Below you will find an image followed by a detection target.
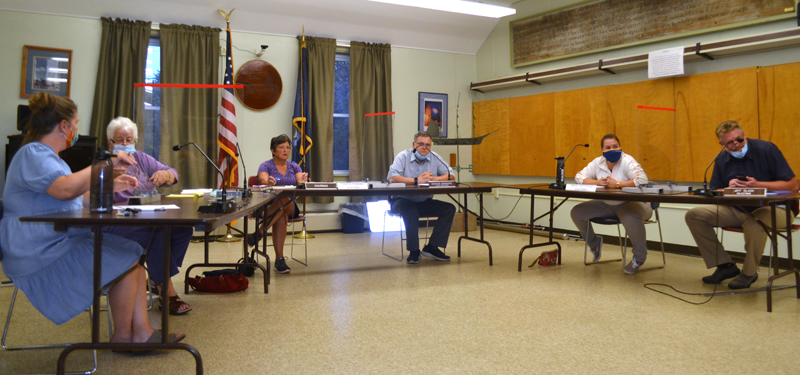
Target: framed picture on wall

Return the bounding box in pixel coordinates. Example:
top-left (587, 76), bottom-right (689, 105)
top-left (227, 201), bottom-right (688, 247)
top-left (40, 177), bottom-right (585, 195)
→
top-left (418, 92), bottom-right (447, 138)
top-left (20, 45), bottom-right (72, 99)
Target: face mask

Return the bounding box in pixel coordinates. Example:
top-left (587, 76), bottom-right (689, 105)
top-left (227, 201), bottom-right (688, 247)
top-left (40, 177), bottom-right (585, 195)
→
top-left (414, 149), bottom-right (429, 160)
top-left (603, 149), bottom-right (622, 163)
top-left (730, 143), bottom-right (748, 159)
top-left (62, 127), bottom-right (78, 148)
top-left (114, 144), bottom-right (136, 154)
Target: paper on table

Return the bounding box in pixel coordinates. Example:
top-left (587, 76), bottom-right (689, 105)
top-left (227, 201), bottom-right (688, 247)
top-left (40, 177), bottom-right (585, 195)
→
top-left (179, 189), bottom-right (213, 196)
top-left (113, 204), bottom-right (181, 210)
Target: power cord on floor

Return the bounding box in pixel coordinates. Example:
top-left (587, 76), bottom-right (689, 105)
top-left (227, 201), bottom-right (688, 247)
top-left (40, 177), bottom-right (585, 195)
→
top-left (642, 199), bottom-right (722, 305)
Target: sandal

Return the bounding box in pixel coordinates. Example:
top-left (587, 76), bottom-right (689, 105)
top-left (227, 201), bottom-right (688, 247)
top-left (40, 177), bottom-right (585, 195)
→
top-left (159, 295), bottom-right (193, 315)
top-left (112, 329), bottom-right (186, 354)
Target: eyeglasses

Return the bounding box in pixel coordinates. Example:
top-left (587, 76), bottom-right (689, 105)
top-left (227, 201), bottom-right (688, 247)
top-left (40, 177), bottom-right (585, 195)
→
top-left (126, 165), bottom-right (155, 192)
top-left (111, 137), bottom-right (135, 145)
top-left (723, 137), bottom-right (745, 148)
top-left (415, 142), bottom-right (432, 149)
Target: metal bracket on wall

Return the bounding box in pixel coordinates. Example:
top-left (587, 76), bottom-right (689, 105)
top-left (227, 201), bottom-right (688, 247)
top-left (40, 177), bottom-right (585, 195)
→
top-left (695, 42), bottom-right (715, 61)
top-left (526, 72), bottom-right (542, 85)
top-left (598, 59), bottom-right (616, 75)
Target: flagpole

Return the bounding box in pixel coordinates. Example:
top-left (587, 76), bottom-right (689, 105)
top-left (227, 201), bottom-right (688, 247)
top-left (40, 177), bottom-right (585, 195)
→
top-left (217, 8), bottom-right (243, 243)
top-left (295, 27), bottom-right (314, 239)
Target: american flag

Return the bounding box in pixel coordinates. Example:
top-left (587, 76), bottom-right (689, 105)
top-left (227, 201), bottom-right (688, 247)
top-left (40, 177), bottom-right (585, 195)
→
top-left (217, 27), bottom-right (238, 188)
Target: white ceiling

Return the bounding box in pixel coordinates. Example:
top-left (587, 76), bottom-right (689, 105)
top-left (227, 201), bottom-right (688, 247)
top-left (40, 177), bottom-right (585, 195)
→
top-left (2, 0), bottom-right (525, 54)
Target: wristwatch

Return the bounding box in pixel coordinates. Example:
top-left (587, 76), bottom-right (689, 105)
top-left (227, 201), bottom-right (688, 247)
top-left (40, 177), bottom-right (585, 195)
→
top-left (616, 182), bottom-right (621, 188)
top-left (414, 177), bottom-right (418, 186)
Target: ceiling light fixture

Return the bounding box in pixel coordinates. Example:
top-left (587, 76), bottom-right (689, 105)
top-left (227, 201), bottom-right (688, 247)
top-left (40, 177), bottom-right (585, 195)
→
top-left (369, 0), bottom-right (516, 18)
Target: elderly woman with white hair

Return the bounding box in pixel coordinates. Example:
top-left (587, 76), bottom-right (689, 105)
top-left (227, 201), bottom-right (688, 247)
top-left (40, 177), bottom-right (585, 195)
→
top-left (102, 117), bottom-right (193, 315)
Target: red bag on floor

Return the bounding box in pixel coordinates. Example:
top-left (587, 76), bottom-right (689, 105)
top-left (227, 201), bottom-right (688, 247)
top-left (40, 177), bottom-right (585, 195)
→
top-left (528, 249), bottom-right (558, 267)
top-left (187, 270), bottom-right (249, 293)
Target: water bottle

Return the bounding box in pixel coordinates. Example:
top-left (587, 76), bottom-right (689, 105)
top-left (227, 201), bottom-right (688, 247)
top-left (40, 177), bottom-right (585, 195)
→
top-left (90, 148), bottom-right (114, 212)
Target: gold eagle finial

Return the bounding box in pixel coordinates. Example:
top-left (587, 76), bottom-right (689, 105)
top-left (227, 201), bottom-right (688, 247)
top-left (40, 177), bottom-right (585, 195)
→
top-left (217, 8), bottom-right (235, 23)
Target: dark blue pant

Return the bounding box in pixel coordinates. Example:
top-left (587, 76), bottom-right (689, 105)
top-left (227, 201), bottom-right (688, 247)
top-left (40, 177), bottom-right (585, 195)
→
top-left (390, 198), bottom-right (456, 252)
top-left (102, 226), bottom-right (194, 284)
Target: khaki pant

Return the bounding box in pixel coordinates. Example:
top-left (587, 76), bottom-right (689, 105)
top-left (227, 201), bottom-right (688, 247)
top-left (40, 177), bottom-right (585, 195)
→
top-left (570, 201), bottom-right (653, 262)
top-left (684, 205), bottom-right (789, 276)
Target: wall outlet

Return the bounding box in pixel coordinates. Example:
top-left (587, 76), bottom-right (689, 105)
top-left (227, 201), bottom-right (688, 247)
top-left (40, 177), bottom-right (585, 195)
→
top-left (493, 189), bottom-right (500, 199)
top-left (220, 46), bottom-right (226, 56)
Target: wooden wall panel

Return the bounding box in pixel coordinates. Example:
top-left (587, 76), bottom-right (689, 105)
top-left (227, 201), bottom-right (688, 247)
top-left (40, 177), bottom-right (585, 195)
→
top-left (607, 78), bottom-right (677, 181)
top-left (758, 62), bottom-right (800, 176)
top-left (554, 86), bottom-right (610, 177)
top-left (674, 67), bottom-right (759, 182)
top-left (508, 94), bottom-right (555, 176)
top-left (472, 99), bottom-right (510, 174)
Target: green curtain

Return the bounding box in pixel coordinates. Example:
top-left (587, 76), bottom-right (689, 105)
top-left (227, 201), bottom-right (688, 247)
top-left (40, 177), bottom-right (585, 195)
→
top-left (89, 18), bottom-right (151, 145)
top-left (159, 24), bottom-right (221, 192)
top-left (349, 42), bottom-right (393, 184)
top-left (304, 36), bottom-right (337, 204)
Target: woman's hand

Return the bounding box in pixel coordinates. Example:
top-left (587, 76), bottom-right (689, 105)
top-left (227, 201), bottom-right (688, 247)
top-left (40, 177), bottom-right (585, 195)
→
top-left (298, 172), bottom-right (308, 183)
top-left (113, 151), bottom-right (137, 167)
top-left (149, 170), bottom-right (174, 187)
top-left (114, 167), bottom-right (126, 178)
top-left (113, 174), bottom-right (138, 192)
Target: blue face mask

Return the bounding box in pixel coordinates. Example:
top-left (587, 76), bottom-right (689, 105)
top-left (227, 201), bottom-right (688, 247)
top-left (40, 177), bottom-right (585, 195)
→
top-left (603, 149), bottom-right (622, 163)
top-left (730, 143), bottom-right (748, 159)
top-left (414, 149), bottom-right (429, 160)
top-left (114, 144), bottom-right (136, 154)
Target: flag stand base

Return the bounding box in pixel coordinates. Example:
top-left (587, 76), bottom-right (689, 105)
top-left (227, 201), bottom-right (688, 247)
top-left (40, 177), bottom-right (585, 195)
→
top-left (293, 230), bottom-right (315, 239)
top-left (217, 227), bottom-right (242, 242)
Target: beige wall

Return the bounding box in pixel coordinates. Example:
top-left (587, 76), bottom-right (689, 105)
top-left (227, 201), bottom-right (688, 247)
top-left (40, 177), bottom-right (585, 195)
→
top-left (0, 10), bottom-right (478, 202)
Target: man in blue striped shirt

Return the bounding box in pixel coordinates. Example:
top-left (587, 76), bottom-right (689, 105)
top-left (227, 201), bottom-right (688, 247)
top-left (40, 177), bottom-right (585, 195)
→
top-left (387, 131), bottom-right (456, 264)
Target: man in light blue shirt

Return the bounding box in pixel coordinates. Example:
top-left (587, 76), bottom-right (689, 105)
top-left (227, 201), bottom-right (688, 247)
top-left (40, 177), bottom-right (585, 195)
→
top-left (387, 131), bottom-right (456, 264)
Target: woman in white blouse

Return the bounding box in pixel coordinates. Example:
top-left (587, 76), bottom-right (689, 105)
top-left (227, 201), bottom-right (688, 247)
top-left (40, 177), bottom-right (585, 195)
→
top-left (570, 134), bottom-right (651, 274)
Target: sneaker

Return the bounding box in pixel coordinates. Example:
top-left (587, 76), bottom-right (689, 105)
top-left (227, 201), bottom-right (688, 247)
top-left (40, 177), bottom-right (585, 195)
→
top-left (728, 272), bottom-right (758, 289)
top-left (421, 246), bottom-right (450, 261)
top-left (274, 257), bottom-right (291, 274)
top-left (701, 263), bottom-right (740, 284)
top-left (624, 258), bottom-right (643, 274)
top-left (589, 237), bottom-right (603, 262)
top-left (407, 250), bottom-right (421, 264)
top-left (246, 232), bottom-right (263, 247)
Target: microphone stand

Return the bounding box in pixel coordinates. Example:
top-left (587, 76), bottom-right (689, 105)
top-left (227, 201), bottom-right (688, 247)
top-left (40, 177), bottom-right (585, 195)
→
top-left (173, 142), bottom-right (235, 213)
top-left (428, 149), bottom-right (455, 185)
top-left (550, 143), bottom-right (589, 189)
top-left (694, 145), bottom-right (726, 197)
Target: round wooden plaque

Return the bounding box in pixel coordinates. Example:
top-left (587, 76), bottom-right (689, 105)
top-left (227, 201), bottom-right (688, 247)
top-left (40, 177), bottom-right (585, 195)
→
top-left (234, 60), bottom-right (283, 111)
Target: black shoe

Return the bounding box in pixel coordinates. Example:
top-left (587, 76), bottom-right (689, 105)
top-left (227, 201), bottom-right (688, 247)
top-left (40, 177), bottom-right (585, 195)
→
top-left (407, 250), bottom-right (421, 264)
top-left (702, 263), bottom-right (740, 284)
top-left (246, 232), bottom-right (263, 247)
top-left (421, 245), bottom-right (450, 261)
top-left (274, 257), bottom-right (291, 274)
top-left (728, 273), bottom-right (758, 289)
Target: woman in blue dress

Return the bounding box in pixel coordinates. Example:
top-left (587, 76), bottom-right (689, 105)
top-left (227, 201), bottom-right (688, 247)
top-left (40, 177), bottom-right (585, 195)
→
top-left (0, 93), bottom-right (183, 346)
top-left (248, 134), bottom-right (308, 274)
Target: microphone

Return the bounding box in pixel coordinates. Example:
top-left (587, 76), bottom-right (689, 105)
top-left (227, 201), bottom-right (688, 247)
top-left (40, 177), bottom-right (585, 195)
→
top-left (550, 143), bottom-right (590, 189)
top-left (173, 142), bottom-right (234, 213)
top-left (428, 149), bottom-right (455, 185)
top-left (235, 142), bottom-right (252, 197)
top-left (694, 145), bottom-right (726, 197)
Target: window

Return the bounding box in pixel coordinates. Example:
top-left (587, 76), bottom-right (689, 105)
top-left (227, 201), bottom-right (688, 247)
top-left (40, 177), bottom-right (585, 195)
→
top-left (333, 52), bottom-right (350, 175)
top-left (142, 34), bottom-right (161, 159)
